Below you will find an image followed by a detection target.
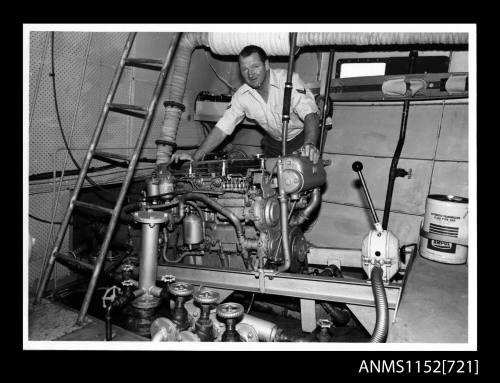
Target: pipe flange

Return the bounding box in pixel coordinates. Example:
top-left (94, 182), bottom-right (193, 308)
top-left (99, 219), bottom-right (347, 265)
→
top-left (168, 282), bottom-right (194, 297)
top-left (235, 323), bottom-right (259, 342)
top-left (150, 317), bottom-right (178, 341)
top-left (216, 302), bottom-right (244, 319)
top-left (193, 289), bottom-right (220, 305)
top-left (132, 210), bottom-right (169, 224)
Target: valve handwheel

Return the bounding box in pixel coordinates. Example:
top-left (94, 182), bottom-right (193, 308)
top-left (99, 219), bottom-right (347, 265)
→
top-left (168, 282), bottom-right (194, 297)
top-left (194, 289), bottom-right (220, 305)
top-left (216, 302), bottom-right (244, 320)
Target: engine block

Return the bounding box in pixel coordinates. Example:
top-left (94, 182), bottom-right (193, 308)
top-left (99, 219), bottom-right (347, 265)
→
top-left (148, 156), bottom-right (326, 272)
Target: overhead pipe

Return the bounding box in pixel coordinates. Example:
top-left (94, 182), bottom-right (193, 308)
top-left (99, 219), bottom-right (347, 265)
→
top-left (156, 32), bottom-right (467, 164)
top-left (319, 49), bottom-right (335, 156)
top-left (275, 33), bottom-right (298, 273)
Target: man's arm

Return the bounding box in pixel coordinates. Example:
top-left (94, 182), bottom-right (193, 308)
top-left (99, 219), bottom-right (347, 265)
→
top-left (192, 126), bottom-right (228, 161)
top-left (169, 126), bottom-right (228, 164)
top-left (301, 112), bottom-right (321, 163)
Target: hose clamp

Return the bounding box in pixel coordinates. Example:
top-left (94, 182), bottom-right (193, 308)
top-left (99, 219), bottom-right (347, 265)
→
top-left (163, 100), bottom-right (186, 112)
top-left (155, 140), bottom-right (177, 150)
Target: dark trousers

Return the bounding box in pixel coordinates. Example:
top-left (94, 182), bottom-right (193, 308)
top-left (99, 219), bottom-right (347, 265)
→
top-left (261, 130), bottom-right (305, 157)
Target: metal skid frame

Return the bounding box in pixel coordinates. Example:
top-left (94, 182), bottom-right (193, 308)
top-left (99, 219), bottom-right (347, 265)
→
top-left (157, 264), bottom-right (402, 307)
top-left (157, 264), bottom-right (406, 332)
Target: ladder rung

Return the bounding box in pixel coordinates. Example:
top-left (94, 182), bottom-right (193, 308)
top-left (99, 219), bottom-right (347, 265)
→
top-left (93, 150), bottom-right (130, 168)
top-left (108, 103), bottom-right (148, 119)
top-left (74, 201), bottom-right (114, 215)
top-left (125, 58), bottom-right (164, 71)
top-left (55, 253), bottom-right (94, 271)
top-left (94, 150), bottom-right (130, 163)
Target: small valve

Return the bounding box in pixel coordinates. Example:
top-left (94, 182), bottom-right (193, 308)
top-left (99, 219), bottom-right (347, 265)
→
top-left (168, 282), bottom-right (194, 297)
top-left (194, 289), bottom-right (220, 341)
top-left (316, 318), bottom-right (333, 342)
top-left (122, 264), bottom-right (134, 272)
top-left (102, 285), bottom-right (121, 309)
top-left (121, 279), bottom-right (135, 287)
top-left (161, 274), bottom-right (176, 284)
top-left (168, 282), bottom-right (194, 331)
top-left (194, 289), bottom-right (220, 305)
top-left (216, 302), bottom-right (245, 342)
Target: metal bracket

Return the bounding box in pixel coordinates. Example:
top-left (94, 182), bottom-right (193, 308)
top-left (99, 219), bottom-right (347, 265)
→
top-left (253, 269), bottom-right (279, 293)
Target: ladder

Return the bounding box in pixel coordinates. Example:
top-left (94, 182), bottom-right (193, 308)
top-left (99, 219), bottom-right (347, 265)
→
top-left (34, 32), bottom-right (182, 325)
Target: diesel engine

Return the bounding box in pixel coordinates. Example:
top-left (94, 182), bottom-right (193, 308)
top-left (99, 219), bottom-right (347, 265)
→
top-left (146, 154), bottom-right (326, 273)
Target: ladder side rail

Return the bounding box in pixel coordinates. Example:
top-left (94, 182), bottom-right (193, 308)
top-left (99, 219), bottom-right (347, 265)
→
top-left (35, 32), bottom-right (137, 304)
top-left (77, 32), bottom-right (182, 323)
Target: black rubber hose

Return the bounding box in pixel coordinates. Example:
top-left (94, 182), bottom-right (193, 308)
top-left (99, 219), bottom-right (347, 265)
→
top-left (319, 265), bottom-right (351, 326)
top-left (105, 305), bottom-right (113, 341)
top-left (320, 302), bottom-right (351, 327)
top-left (290, 188), bottom-right (321, 226)
top-left (369, 266), bottom-right (389, 343)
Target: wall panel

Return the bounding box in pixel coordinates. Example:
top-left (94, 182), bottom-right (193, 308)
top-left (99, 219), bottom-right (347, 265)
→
top-left (324, 104), bottom-right (443, 159)
top-left (322, 154), bottom-right (433, 215)
top-left (436, 104), bottom-right (468, 161)
top-left (429, 162), bottom-right (468, 198)
top-left (305, 202), bottom-right (423, 248)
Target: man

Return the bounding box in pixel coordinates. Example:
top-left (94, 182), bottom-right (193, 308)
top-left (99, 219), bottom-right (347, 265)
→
top-left (170, 45), bottom-right (321, 164)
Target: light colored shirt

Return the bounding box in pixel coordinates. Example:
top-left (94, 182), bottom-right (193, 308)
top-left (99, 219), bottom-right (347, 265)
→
top-left (216, 68), bottom-right (318, 141)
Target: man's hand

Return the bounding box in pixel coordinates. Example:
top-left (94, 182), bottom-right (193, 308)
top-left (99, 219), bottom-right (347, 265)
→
top-left (169, 152), bottom-right (194, 164)
top-left (300, 143), bottom-right (320, 164)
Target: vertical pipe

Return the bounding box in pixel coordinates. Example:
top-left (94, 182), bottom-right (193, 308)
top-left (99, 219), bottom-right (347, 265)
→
top-left (281, 32), bottom-right (298, 155)
top-left (381, 50), bottom-right (418, 230)
top-left (139, 223), bottom-right (160, 291)
top-left (319, 49), bottom-right (335, 156)
top-left (76, 33), bottom-right (182, 324)
top-left (277, 32), bottom-right (297, 272)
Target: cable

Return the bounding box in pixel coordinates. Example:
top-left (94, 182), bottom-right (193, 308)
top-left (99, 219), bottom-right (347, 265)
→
top-left (29, 214), bottom-right (63, 225)
top-left (36, 32), bottom-right (94, 296)
top-left (29, 164), bottom-right (117, 182)
top-left (49, 32), bottom-right (115, 204)
top-left (204, 51), bottom-right (237, 93)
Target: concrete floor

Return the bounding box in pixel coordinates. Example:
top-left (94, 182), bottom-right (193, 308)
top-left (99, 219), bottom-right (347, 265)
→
top-left (29, 298), bottom-right (147, 342)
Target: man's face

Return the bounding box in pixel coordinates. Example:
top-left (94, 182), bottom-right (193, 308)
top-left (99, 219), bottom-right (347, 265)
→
top-left (239, 52), bottom-right (269, 90)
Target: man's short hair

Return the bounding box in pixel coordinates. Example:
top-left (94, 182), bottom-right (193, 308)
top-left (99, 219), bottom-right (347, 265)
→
top-left (239, 45), bottom-right (268, 63)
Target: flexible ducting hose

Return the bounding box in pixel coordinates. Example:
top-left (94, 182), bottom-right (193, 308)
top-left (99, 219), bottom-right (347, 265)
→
top-left (156, 33), bottom-right (209, 165)
top-left (369, 266), bottom-right (389, 343)
top-left (156, 32), bottom-right (467, 164)
top-left (208, 32), bottom-right (467, 55)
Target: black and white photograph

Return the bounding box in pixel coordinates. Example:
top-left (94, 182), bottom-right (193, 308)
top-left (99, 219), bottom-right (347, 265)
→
top-left (24, 24), bottom-right (476, 356)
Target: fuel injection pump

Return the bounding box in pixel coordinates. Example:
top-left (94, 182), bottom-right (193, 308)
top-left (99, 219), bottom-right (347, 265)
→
top-left (352, 161), bottom-right (401, 342)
